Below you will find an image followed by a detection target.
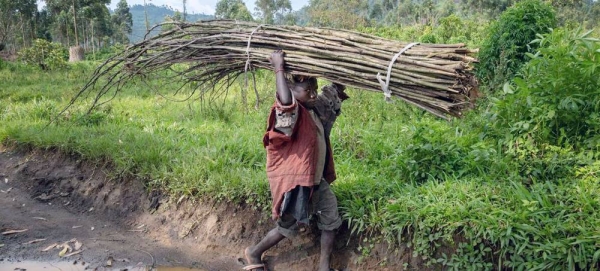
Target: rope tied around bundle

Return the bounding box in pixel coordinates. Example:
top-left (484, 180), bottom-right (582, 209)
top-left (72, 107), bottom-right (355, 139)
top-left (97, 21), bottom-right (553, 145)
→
top-left (377, 42), bottom-right (420, 102)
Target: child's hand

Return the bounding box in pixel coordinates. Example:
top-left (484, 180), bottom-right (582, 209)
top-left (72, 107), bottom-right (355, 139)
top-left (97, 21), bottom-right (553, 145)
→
top-left (269, 50), bottom-right (285, 69)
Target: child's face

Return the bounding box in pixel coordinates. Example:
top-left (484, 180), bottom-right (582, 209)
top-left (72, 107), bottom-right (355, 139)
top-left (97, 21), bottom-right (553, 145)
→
top-left (291, 81), bottom-right (317, 104)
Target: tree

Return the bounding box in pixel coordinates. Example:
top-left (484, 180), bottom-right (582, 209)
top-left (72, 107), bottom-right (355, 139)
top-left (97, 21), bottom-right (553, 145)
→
top-left (182, 0), bottom-right (187, 21)
top-left (307, 0), bottom-right (368, 29)
top-left (111, 0), bottom-right (133, 44)
top-left (254, 0), bottom-right (292, 24)
top-left (42, 0), bottom-right (111, 46)
top-left (0, 0), bottom-right (37, 49)
top-left (215, 0), bottom-right (254, 21)
top-left (458, 0), bottom-right (515, 18)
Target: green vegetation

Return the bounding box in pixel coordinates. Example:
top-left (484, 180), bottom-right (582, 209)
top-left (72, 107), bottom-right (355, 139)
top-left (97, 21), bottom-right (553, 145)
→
top-left (476, 0), bottom-right (556, 88)
top-left (18, 39), bottom-right (68, 70)
top-left (2, 1), bottom-right (600, 270)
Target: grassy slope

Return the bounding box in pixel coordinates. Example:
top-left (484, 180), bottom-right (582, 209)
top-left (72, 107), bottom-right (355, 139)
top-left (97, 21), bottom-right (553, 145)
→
top-left (1, 61), bottom-right (599, 270)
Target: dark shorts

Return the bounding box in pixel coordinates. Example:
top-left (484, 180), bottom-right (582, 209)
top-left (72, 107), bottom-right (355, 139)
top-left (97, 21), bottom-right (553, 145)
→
top-left (276, 181), bottom-right (342, 238)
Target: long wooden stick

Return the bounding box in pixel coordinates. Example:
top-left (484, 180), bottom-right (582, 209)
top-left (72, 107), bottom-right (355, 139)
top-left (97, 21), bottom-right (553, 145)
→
top-left (62, 20), bottom-right (479, 120)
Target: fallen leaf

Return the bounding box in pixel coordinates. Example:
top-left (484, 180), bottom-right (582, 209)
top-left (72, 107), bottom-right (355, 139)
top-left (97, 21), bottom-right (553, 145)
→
top-left (36, 193), bottom-right (57, 201)
top-left (58, 246), bottom-right (68, 257)
top-left (0, 244), bottom-right (4, 248)
top-left (64, 250), bottom-right (82, 257)
top-left (177, 195), bottom-right (186, 205)
top-left (59, 192), bottom-right (69, 197)
top-left (42, 243), bottom-right (58, 252)
top-left (90, 227), bottom-right (95, 231)
top-left (2, 229), bottom-right (28, 235)
top-left (23, 238), bottom-right (46, 245)
top-left (60, 242), bottom-right (72, 254)
top-left (72, 225), bottom-right (83, 229)
top-left (74, 241), bottom-right (83, 251)
top-left (106, 256), bottom-right (113, 267)
top-left (32, 217), bottom-right (47, 221)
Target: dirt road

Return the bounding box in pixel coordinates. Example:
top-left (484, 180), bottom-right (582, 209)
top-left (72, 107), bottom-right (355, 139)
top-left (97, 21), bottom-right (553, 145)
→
top-left (0, 146), bottom-right (409, 271)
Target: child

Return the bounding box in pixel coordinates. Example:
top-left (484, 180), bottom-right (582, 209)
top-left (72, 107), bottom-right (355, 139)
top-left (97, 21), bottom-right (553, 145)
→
top-left (242, 50), bottom-right (349, 271)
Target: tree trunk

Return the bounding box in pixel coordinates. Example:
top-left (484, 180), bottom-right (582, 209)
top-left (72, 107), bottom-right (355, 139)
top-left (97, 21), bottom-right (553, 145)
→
top-left (69, 45), bottom-right (84, 62)
top-left (72, 0), bottom-right (79, 45)
top-left (91, 20), bottom-right (95, 60)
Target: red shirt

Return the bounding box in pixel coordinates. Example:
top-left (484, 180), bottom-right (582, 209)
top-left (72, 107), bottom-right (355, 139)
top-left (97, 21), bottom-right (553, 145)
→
top-left (262, 84), bottom-right (344, 219)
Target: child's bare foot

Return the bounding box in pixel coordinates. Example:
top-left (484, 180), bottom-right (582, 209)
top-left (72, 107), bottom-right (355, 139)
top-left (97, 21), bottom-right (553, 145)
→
top-left (242, 247), bottom-right (265, 271)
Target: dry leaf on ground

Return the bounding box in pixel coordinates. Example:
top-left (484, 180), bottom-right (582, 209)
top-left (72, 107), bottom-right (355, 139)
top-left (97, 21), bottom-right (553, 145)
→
top-left (64, 250), bottom-right (82, 257)
top-left (32, 217), bottom-right (47, 221)
top-left (58, 246), bottom-right (68, 257)
top-left (23, 238), bottom-right (46, 245)
top-left (42, 243), bottom-right (58, 252)
top-left (74, 240), bottom-right (83, 250)
top-left (2, 229), bottom-right (28, 235)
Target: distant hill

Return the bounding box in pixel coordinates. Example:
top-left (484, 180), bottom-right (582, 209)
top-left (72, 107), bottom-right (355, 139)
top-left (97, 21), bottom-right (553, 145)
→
top-left (127, 4), bottom-right (213, 43)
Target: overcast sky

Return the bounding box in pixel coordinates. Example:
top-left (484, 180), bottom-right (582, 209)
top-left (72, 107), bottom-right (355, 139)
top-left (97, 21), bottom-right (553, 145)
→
top-left (37, 0), bottom-right (310, 15)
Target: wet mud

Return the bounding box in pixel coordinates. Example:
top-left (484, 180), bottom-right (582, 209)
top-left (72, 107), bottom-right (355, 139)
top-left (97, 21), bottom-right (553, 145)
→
top-left (0, 145), bottom-right (416, 270)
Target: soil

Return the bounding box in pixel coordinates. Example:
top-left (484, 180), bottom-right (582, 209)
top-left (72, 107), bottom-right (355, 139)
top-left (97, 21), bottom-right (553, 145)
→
top-left (0, 145), bottom-right (420, 271)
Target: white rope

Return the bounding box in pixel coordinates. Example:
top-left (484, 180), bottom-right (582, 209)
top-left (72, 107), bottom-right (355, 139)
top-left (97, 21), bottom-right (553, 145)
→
top-left (244, 24), bottom-right (265, 75)
top-left (243, 24), bottom-right (265, 107)
top-left (377, 42), bottom-right (420, 102)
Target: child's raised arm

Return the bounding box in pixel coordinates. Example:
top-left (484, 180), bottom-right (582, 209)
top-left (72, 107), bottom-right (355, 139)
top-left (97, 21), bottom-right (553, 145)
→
top-left (269, 50), bottom-right (293, 106)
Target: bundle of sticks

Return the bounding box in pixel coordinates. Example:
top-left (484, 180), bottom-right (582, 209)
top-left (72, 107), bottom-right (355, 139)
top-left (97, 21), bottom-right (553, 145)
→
top-left (73, 20), bottom-right (479, 119)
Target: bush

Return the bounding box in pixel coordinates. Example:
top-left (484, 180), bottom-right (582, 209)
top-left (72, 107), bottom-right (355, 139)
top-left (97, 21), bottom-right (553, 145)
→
top-left (483, 28), bottom-right (600, 183)
top-left (18, 39), bottom-right (68, 70)
top-left (492, 28), bottom-right (600, 150)
top-left (476, 0), bottom-right (556, 89)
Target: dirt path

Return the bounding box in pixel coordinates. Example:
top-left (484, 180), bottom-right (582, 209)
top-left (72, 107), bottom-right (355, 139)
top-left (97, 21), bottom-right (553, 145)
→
top-left (0, 146), bottom-right (410, 271)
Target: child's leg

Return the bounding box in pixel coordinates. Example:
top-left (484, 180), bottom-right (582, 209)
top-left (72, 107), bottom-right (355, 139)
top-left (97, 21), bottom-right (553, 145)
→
top-left (319, 230), bottom-right (335, 271)
top-left (245, 214), bottom-right (298, 270)
top-left (245, 228), bottom-right (285, 270)
top-left (313, 181), bottom-right (343, 271)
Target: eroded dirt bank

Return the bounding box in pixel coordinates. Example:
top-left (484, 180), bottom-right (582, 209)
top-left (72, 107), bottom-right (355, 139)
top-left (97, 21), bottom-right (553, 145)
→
top-left (0, 145), bottom-right (417, 271)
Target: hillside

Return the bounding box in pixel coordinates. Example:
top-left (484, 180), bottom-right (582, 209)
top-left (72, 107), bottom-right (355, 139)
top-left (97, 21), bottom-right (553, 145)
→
top-left (128, 4), bottom-right (213, 43)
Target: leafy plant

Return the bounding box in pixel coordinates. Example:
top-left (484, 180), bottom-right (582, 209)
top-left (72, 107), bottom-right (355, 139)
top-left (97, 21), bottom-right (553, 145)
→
top-left (18, 39), bottom-right (68, 70)
top-left (492, 28), bottom-right (600, 151)
top-left (476, 0), bottom-right (556, 88)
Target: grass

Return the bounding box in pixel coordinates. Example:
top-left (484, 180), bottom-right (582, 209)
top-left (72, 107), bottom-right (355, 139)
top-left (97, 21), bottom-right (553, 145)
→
top-left (2, 58), bottom-right (600, 270)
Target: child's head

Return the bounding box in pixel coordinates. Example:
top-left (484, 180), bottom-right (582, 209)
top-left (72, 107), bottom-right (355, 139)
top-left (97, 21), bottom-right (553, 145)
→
top-left (289, 75), bottom-right (318, 104)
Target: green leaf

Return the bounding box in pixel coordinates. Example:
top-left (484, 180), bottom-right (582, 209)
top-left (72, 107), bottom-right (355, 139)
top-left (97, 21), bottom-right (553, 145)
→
top-left (525, 52), bottom-right (537, 59)
top-left (580, 29), bottom-right (594, 39)
top-left (593, 249), bottom-right (600, 263)
top-left (503, 82), bottom-right (514, 94)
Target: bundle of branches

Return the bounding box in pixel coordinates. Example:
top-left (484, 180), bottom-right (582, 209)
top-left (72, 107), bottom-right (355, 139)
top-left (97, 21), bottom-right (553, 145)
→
top-left (72, 20), bottom-right (479, 119)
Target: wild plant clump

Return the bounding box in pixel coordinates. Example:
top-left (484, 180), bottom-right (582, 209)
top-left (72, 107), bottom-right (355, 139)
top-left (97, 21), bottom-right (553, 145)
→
top-left (476, 0), bottom-right (556, 89)
top-left (18, 39), bottom-right (68, 70)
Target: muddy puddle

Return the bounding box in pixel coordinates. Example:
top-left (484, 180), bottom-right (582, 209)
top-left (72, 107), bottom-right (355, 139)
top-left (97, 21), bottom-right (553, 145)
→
top-left (0, 261), bottom-right (208, 271)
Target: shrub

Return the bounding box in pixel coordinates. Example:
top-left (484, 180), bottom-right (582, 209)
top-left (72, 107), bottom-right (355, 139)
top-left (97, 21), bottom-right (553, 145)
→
top-left (476, 0), bottom-right (556, 89)
top-left (18, 39), bottom-right (68, 70)
top-left (492, 28), bottom-right (600, 150)
top-left (486, 28), bottom-right (600, 182)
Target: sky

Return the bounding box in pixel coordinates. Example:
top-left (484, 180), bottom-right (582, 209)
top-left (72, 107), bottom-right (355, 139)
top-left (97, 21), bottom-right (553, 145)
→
top-left (37, 0), bottom-right (310, 15)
